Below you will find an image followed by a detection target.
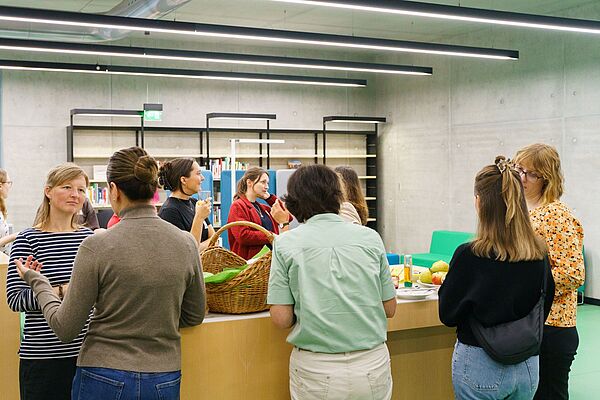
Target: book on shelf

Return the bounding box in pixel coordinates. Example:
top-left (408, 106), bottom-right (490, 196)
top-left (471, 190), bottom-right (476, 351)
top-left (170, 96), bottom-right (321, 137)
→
top-left (212, 205), bottom-right (221, 227)
top-left (209, 158), bottom-right (250, 179)
top-left (87, 183), bottom-right (109, 206)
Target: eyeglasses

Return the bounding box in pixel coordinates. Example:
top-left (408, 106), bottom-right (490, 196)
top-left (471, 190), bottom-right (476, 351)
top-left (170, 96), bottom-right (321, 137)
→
top-left (514, 166), bottom-right (543, 182)
top-left (0, 181), bottom-right (12, 187)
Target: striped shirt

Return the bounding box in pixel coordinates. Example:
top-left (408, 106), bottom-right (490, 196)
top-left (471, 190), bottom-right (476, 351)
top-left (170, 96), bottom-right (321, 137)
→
top-left (6, 227), bottom-right (93, 359)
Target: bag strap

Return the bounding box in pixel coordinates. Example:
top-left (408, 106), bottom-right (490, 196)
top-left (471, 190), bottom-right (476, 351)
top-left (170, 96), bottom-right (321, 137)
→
top-left (540, 256), bottom-right (549, 296)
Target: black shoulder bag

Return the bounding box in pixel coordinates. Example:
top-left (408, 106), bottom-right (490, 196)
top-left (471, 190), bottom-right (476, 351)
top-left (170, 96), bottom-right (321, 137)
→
top-left (469, 258), bottom-right (548, 365)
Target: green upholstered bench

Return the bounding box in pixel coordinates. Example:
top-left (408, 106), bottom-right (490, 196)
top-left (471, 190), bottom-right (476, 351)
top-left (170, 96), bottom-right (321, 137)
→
top-left (412, 230), bottom-right (474, 268)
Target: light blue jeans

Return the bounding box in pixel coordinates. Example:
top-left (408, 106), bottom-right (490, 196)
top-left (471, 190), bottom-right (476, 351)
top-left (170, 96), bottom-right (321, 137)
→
top-left (71, 367), bottom-right (181, 400)
top-left (452, 341), bottom-right (539, 400)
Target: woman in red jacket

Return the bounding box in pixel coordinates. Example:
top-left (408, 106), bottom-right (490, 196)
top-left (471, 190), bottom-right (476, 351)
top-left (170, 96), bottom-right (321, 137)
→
top-left (227, 167), bottom-right (290, 259)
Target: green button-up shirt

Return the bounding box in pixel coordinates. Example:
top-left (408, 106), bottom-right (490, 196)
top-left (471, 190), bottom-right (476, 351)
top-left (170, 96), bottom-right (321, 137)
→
top-left (267, 213), bottom-right (395, 353)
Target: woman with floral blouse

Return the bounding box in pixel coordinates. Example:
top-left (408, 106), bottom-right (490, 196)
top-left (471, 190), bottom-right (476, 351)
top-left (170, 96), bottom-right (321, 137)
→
top-left (514, 143), bottom-right (585, 400)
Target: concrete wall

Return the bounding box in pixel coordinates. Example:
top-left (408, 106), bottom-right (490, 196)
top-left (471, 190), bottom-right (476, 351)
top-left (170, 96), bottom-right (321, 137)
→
top-left (376, 6), bottom-right (600, 299)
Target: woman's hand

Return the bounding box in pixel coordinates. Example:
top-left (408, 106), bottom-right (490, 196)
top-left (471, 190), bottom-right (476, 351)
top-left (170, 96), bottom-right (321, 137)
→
top-left (271, 199), bottom-right (290, 224)
top-left (15, 255), bottom-right (43, 280)
top-left (195, 198), bottom-right (212, 220)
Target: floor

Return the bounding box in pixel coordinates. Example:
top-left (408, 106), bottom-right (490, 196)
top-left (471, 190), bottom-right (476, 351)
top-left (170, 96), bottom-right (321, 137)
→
top-left (570, 304), bottom-right (600, 399)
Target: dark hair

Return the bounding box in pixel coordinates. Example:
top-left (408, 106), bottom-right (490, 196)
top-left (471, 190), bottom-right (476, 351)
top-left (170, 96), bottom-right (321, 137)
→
top-left (284, 164), bottom-right (342, 222)
top-left (334, 166), bottom-right (368, 225)
top-left (107, 147), bottom-right (158, 201)
top-left (235, 167), bottom-right (268, 200)
top-left (158, 158), bottom-right (195, 192)
top-left (472, 156), bottom-right (546, 262)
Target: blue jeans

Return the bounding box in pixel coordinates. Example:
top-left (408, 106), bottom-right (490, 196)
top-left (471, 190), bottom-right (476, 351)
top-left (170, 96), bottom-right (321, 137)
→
top-left (71, 367), bottom-right (181, 400)
top-left (452, 341), bottom-right (539, 400)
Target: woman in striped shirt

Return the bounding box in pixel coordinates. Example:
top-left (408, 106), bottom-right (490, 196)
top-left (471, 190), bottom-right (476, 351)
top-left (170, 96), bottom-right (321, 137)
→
top-left (6, 163), bottom-right (93, 400)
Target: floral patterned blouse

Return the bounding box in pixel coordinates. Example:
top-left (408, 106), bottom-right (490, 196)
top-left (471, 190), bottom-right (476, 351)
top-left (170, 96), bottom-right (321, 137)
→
top-left (530, 200), bottom-right (585, 327)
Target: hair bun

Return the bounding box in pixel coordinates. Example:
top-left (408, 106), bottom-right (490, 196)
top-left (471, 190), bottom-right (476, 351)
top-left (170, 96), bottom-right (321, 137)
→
top-left (134, 155), bottom-right (158, 184)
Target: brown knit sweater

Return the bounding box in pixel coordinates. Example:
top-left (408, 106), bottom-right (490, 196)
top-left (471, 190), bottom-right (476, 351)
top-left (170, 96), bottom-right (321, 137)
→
top-left (24, 204), bottom-right (205, 372)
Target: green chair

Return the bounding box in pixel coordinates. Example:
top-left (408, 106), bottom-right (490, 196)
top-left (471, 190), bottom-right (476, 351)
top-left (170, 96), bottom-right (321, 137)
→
top-left (412, 230), bottom-right (474, 268)
top-left (20, 312), bottom-right (25, 341)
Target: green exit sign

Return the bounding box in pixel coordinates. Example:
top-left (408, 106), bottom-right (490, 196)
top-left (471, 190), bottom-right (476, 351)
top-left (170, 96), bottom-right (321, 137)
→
top-left (144, 110), bottom-right (162, 121)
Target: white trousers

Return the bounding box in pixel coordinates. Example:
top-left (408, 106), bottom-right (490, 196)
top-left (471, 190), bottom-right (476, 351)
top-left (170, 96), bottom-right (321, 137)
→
top-left (289, 343), bottom-right (393, 400)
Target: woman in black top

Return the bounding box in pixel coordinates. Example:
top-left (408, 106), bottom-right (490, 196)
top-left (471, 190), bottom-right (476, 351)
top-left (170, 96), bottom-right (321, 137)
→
top-left (438, 156), bottom-right (554, 400)
top-left (158, 158), bottom-right (214, 251)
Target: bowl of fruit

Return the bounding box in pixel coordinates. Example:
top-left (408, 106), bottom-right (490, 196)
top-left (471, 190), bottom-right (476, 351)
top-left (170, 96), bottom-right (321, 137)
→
top-left (417, 260), bottom-right (449, 288)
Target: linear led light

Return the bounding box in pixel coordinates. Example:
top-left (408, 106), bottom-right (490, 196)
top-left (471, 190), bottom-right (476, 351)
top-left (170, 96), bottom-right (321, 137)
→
top-left (0, 38), bottom-right (432, 76)
top-left (0, 5), bottom-right (518, 60)
top-left (236, 139), bottom-right (285, 144)
top-left (71, 109), bottom-right (142, 118)
top-left (0, 59), bottom-right (367, 87)
top-left (324, 116), bottom-right (386, 124)
top-left (273, 0), bottom-right (600, 35)
top-left (207, 113), bottom-right (277, 120)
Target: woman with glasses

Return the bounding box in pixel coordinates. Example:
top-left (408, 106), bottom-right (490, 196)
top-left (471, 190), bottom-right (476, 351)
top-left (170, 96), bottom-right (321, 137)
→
top-left (158, 158), bottom-right (214, 251)
top-left (514, 143), bottom-right (585, 400)
top-left (0, 169), bottom-right (16, 253)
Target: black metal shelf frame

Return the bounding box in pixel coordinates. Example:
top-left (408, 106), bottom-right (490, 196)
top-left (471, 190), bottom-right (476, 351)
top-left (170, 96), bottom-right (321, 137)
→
top-left (323, 115), bottom-right (386, 232)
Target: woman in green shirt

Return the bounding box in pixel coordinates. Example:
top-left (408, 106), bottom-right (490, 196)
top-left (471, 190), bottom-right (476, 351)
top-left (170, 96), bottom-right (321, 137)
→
top-left (267, 164), bottom-right (396, 400)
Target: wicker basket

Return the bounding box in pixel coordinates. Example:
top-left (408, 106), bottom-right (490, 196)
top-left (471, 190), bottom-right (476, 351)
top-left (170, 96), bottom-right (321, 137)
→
top-left (200, 221), bottom-right (274, 314)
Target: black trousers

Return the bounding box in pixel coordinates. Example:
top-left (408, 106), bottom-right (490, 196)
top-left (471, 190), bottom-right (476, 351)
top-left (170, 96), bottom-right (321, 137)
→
top-left (534, 325), bottom-right (579, 400)
top-left (19, 357), bottom-right (78, 400)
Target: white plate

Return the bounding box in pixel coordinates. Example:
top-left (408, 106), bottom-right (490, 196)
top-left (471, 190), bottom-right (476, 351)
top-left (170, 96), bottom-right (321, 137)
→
top-left (395, 288), bottom-right (436, 300)
top-left (416, 280), bottom-right (441, 289)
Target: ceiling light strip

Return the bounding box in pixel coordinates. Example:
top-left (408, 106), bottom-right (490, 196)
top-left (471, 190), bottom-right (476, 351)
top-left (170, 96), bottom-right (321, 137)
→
top-left (0, 38), bottom-right (432, 75)
top-left (273, 0), bottom-right (600, 35)
top-left (0, 5), bottom-right (518, 60)
top-left (0, 59), bottom-right (366, 87)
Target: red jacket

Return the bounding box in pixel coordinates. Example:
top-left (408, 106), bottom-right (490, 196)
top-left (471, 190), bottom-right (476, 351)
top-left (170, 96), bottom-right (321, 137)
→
top-left (227, 194), bottom-right (280, 259)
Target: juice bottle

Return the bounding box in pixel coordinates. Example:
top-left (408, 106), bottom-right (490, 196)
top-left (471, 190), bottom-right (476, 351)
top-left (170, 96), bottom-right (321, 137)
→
top-left (403, 254), bottom-right (413, 288)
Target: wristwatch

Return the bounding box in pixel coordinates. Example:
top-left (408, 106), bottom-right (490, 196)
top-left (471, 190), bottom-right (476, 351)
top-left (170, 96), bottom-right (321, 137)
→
top-left (279, 222), bottom-right (290, 228)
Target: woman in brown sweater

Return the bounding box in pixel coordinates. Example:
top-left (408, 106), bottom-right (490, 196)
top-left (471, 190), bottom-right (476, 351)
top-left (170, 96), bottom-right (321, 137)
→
top-left (16, 147), bottom-right (206, 400)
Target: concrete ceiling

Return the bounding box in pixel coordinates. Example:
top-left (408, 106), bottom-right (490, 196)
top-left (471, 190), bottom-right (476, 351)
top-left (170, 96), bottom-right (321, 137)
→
top-left (0, 1), bottom-right (598, 60)
top-left (0, 1), bottom-right (597, 41)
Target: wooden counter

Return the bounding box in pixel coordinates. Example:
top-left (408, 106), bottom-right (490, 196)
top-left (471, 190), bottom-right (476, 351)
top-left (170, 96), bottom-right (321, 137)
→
top-left (0, 254), bottom-right (20, 400)
top-left (1, 258), bottom-right (454, 399)
top-left (180, 297), bottom-right (455, 400)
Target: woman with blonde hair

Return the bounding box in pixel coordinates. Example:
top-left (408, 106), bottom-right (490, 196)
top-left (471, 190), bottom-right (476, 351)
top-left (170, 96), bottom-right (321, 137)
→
top-left (514, 144), bottom-right (584, 400)
top-left (227, 167), bottom-right (290, 259)
top-left (0, 168), bottom-right (17, 252)
top-left (334, 166), bottom-right (368, 225)
top-left (16, 147), bottom-right (205, 400)
top-left (6, 163), bottom-right (93, 400)
top-left (439, 156), bottom-right (554, 400)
